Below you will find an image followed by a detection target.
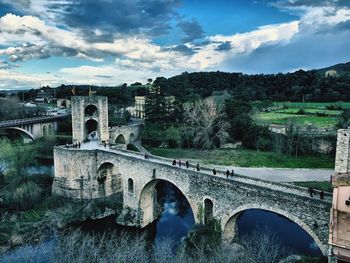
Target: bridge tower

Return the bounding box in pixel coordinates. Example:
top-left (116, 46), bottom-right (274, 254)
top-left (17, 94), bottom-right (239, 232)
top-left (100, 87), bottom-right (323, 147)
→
top-left (71, 96), bottom-right (109, 143)
top-left (329, 128), bottom-right (350, 262)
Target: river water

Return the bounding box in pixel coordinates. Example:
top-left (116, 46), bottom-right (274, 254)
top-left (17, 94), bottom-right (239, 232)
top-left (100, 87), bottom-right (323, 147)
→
top-left (2, 179), bottom-right (322, 262)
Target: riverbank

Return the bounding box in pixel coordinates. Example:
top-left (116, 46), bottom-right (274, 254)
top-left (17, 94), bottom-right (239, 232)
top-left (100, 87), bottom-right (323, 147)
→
top-left (0, 195), bottom-right (123, 254)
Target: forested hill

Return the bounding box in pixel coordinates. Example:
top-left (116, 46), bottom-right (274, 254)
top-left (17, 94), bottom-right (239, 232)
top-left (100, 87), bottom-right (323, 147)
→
top-left (317, 62), bottom-right (350, 76)
top-left (154, 68), bottom-right (350, 102)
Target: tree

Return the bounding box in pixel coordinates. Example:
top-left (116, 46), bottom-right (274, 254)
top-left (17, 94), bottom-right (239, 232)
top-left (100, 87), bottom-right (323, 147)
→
top-left (0, 139), bottom-right (36, 183)
top-left (182, 97), bottom-right (230, 149)
top-left (240, 226), bottom-right (290, 263)
top-left (224, 92), bottom-right (254, 144)
top-left (145, 87), bottom-right (169, 128)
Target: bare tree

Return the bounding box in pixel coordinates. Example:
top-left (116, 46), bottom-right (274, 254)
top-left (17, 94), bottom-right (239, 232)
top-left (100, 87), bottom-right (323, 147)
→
top-left (182, 97), bottom-right (230, 150)
top-left (239, 226), bottom-right (291, 263)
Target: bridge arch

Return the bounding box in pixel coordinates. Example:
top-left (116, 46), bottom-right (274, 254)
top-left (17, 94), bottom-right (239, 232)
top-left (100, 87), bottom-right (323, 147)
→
top-left (115, 134), bottom-right (126, 144)
top-left (97, 162), bottom-right (123, 198)
top-left (138, 179), bottom-right (195, 227)
top-left (2, 127), bottom-right (35, 141)
top-left (204, 198), bottom-right (214, 224)
top-left (222, 203), bottom-right (326, 254)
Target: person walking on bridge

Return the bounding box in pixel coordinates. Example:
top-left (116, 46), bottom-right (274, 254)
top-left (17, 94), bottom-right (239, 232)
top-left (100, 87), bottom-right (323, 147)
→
top-left (172, 159), bottom-right (176, 166)
top-left (320, 190), bottom-right (324, 200)
top-left (308, 187), bottom-right (315, 197)
top-left (196, 163), bottom-right (200, 171)
top-left (226, 170), bottom-right (230, 178)
top-left (213, 168), bottom-right (217, 175)
top-left (178, 160), bottom-right (182, 167)
top-left (186, 161), bottom-right (189, 169)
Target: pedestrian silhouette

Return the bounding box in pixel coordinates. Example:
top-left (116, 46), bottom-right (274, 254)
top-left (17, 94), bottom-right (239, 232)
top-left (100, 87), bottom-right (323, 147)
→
top-left (320, 190), bottom-right (324, 200)
top-left (196, 164), bottom-right (200, 171)
top-left (226, 170), bottom-right (230, 178)
top-left (178, 160), bottom-right (182, 167)
top-left (309, 187), bottom-right (314, 197)
top-left (213, 168), bottom-right (217, 175)
top-left (186, 161), bottom-right (189, 169)
top-left (172, 159), bottom-right (176, 166)
top-left (230, 169), bottom-right (234, 177)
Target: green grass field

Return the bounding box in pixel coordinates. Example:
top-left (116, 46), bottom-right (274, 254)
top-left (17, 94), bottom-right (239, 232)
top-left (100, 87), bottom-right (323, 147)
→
top-left (149, 147), bottom-right (335, 168)
top-left (255, 112), bottom-right (339, 128)
top-left (273, 101), bottom-right (350, 109)
top-left (254, 101), bottom-right (349, 128)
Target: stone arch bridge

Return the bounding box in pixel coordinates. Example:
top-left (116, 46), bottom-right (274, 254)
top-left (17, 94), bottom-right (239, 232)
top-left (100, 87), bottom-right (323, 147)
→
top-left (53, 146), bottom-right (332, 255)
top-left (109, 123), bottom-right (143, 145)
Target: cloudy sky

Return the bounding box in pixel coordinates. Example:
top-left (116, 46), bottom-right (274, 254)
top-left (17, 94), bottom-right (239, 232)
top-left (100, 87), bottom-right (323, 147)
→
top-left (0, 0), bottom-right (350, 89)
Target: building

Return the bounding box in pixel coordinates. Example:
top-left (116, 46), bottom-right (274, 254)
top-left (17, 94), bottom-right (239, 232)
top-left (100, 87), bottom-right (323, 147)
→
top-left (325, 70), bottom-right (338, 78)
top-left (329, 129), bottom-right (350, 262)
top-left (35, 88), bottom-right (56, 103)
top-left (57, 99), bottom-right (71, 108)
top-left (135, 96), bottom-right (146, 119)
top-left (134, 95), bottom-right (175, 119)
top-left (269, 124), bottom-right (287, 135)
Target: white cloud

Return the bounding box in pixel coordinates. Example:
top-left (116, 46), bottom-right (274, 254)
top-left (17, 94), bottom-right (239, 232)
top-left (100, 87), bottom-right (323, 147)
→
top-left (1, 0), bottom-right (350, 89)
top-left (189, 21), bottom-right (299, 69)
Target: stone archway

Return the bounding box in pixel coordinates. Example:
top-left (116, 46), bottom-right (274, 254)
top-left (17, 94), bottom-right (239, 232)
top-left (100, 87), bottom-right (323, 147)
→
top-left (138, 179), bottom-right (195, 227)
top-left (85, 104), bottom-right (98, 117)
top-left (204, 198), bottom-right (214, 224)
top-left (97, 162), bottom-right (123, 199)
top-left (115, 134), bottom-right (126, 144)
top-left (85, 119), bottom-right (98, 140)
top-left (222, 203), bottom-right (327, 255)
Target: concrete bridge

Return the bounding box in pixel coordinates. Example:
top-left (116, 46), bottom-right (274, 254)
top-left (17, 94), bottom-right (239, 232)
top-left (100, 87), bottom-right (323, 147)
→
top-left (53, 145), bottom-right (332, 255)
top-left (0, 114), bottom-right (70, 141)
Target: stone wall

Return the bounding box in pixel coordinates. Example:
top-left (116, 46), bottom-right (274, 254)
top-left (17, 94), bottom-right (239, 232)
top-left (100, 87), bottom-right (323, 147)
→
top-left (53, 146), bottom-right (331, 254)
top-left (335, 129), bottom-right (350, 174)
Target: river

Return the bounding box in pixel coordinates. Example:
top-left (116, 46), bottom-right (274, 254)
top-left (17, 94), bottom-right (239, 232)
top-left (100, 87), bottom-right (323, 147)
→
top-left (2, 178), bottom-right (322, 262)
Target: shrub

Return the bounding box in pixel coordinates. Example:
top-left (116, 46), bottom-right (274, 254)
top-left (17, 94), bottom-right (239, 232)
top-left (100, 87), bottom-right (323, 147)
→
top-left (297, 108), bottom-right (306, 115)
top-left (13, 182), bottom-right (43, 210)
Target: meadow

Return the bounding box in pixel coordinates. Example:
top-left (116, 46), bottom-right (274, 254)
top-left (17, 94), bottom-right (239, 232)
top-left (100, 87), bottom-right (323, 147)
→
top-left (254, 101), bottom-right (348, 128)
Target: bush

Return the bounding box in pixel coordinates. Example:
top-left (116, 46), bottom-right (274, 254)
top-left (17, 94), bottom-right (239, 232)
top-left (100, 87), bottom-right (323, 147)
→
top-left (13, 182), bottom-right (43, 210)
top-left (326, 104), bottom-right (343, 110)
top-left (297, 108), bottom-right (306, 115)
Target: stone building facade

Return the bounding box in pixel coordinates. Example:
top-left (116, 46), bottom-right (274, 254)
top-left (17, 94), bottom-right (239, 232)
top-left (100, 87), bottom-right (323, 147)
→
top-left (329, 129), bottom-right (350, 262)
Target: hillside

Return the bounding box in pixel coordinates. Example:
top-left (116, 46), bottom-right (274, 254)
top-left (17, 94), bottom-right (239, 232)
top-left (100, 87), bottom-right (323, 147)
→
top-left (318, 62), bottom-right (350, 76)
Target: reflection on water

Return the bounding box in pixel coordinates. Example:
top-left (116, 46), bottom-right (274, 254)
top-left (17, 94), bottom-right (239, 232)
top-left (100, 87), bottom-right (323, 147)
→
top-left (154, 181), bottom-right (195, 245)
top-left (2, 181), bottom-right (195, 262)
top-left (2, 181), bottom-right (323, 261)
top-left (237, 209), bottom-right (322, 257)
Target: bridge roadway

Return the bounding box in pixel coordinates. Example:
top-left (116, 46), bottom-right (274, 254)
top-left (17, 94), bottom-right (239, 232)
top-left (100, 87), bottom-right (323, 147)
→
top-left (79, 141), bottom-right (333, 201)
top-left (53, 142), bottom-right (332, 255)
top-left (0, 114), bottom-right (70, 128)
top-left (95, 142), bottom-right (332, 203)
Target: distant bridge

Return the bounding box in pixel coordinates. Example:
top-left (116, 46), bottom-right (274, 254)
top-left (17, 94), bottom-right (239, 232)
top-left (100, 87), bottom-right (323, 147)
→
top-left (0, 114), bottom-right (70, 141)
